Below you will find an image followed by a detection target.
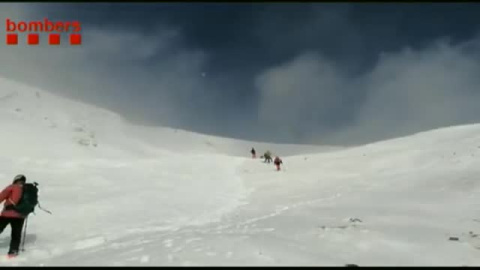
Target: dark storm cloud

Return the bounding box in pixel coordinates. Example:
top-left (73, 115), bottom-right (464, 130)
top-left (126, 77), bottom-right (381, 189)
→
top-left (256, 37), bottom-right (480, 145)
top-left (2, 3), bottom-right (480, 145)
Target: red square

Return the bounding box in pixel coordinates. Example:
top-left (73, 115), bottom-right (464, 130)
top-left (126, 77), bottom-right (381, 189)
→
top-left (27, 34), bottom-right (39, 45)
top-left (49, 34), bottom-right (60, 45)
top-left (6, 34), bottom-right (17, 45)
top-left (70, 34), bottom-right (81, 45)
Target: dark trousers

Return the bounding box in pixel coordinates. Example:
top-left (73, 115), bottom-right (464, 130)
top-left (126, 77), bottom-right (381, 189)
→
top-left (0, 217), bottom-right (25, 254)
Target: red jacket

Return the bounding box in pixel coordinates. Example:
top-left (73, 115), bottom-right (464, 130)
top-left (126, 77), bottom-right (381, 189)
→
top-left (274, 157), bottom-right (282, 165)
top-left (0, 184), bottom-right (24, 218)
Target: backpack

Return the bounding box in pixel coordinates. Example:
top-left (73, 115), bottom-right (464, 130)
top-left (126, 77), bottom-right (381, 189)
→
top-left (8, 183), bottom-right (39, 216)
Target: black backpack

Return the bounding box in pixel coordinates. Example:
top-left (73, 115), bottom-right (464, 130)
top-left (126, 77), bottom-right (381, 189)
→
top-left (6, 182), bottom-right (39, 216)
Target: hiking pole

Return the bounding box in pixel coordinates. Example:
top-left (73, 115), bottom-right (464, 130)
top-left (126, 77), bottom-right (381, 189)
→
top-left (37, 202), bottom-right (52, 215)
top-left (21, 217), bottom-right (28, 252)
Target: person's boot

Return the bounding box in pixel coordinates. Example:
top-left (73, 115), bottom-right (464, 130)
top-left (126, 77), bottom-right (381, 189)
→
top-left (7, 250), bottom-right (18, 258)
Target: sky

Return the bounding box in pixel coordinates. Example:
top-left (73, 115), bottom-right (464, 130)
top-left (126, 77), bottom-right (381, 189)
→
top-left (1, 3), bottom-right (480, 146)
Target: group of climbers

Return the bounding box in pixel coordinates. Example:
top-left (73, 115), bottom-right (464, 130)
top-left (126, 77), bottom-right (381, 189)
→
top-left (250, 147), bottom-right (283, 171)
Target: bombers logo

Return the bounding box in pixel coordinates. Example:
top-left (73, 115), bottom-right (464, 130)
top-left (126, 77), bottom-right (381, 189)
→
top-left (5, 18), bottom-right (82, 45)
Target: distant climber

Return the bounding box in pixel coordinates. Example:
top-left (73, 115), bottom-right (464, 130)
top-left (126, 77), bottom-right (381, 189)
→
top-left (251, 147), bottom-right (256, 159)
top-left (274, 156), bottom-right (283, 171)
top-left (263, 151), bottom-right (273, 163)
top-left (0, 175), bottom-right (27, 257)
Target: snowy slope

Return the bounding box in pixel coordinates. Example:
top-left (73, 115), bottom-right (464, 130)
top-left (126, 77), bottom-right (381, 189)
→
top-left (0, 77), bottom-right (480, 266)
top-left (0, 77), bottom-right (334, 158)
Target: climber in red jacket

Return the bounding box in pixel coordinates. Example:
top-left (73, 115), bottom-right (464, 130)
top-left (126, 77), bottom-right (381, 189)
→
top-left (274, 156), bottom-right (283, 171)
top-left (0, 175), bottom-right (27, 257)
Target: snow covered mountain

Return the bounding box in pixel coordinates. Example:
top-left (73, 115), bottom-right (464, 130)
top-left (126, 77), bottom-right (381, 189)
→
top-left (0, 77), bottom-right (479, 266)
